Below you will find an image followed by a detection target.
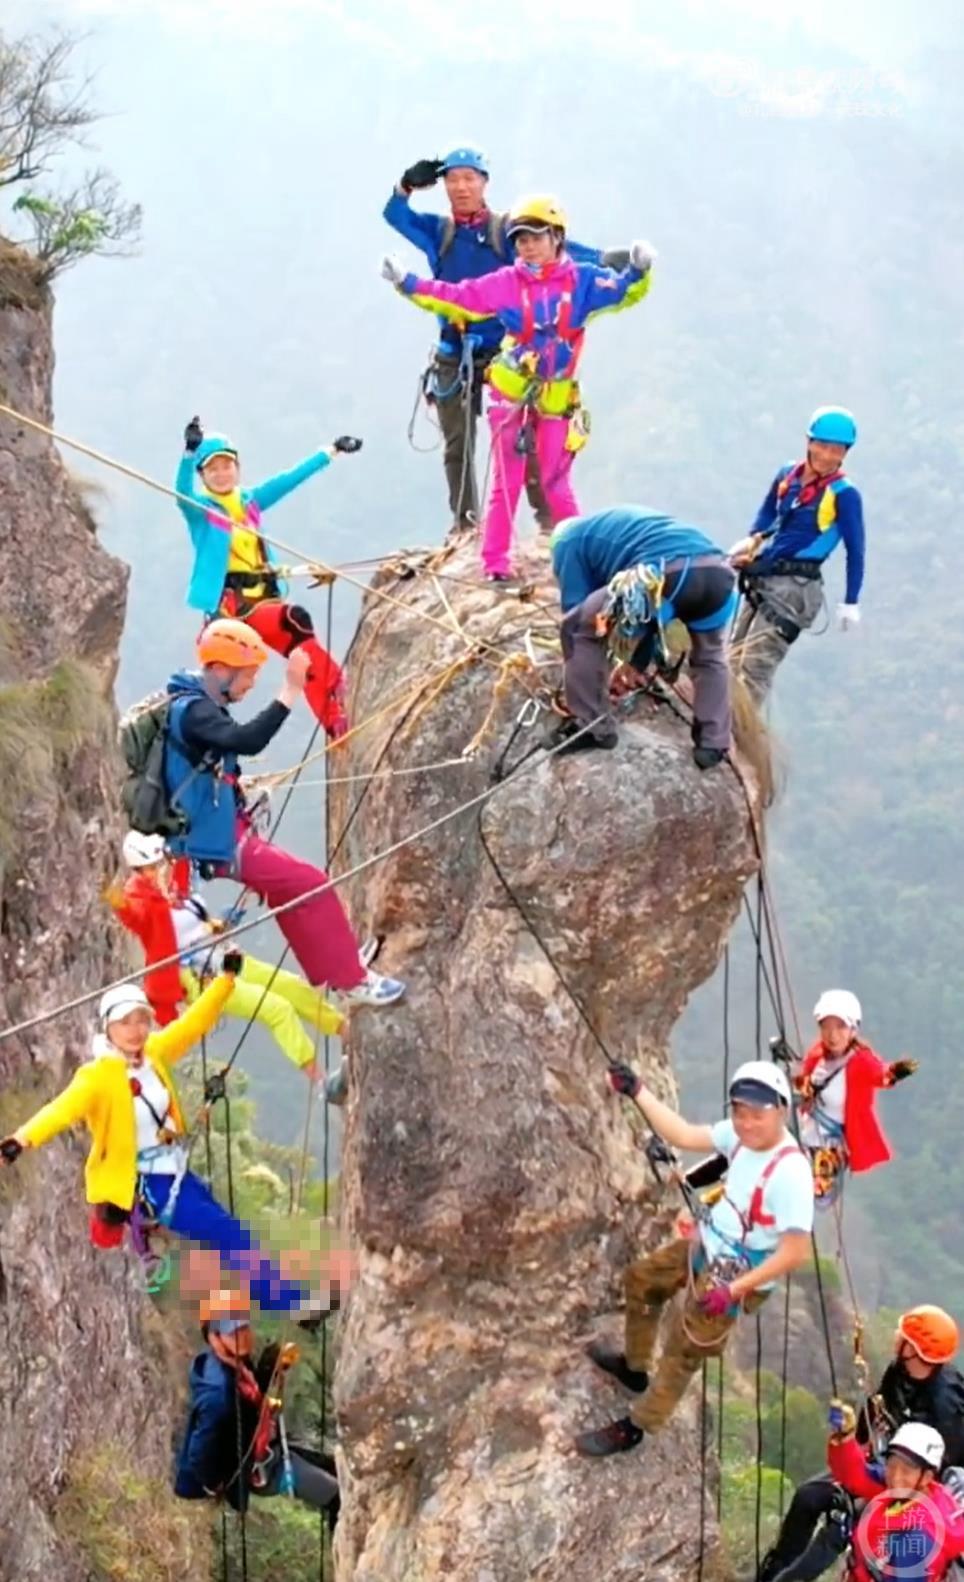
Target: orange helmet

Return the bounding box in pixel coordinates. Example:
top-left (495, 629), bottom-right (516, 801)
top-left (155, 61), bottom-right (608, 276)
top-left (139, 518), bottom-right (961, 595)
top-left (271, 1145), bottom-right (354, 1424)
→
top-left (197, 618), bottom-right (269, 670)
top-left (896, 1305), bottom-right (959, 1365)
top-left (199, 1288), bottom-right (251, 1328)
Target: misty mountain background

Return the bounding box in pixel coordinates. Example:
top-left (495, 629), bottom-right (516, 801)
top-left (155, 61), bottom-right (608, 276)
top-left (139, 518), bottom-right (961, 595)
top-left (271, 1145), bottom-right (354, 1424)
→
top-left (5, 0), bottom-right (964, 1312)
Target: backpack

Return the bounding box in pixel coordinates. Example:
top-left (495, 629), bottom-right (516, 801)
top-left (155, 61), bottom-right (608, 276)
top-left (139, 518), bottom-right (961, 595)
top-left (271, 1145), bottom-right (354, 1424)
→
top-left (437, 210), bottom-right (508, 267)
top-left (118, 691), bottom-right (187, 838)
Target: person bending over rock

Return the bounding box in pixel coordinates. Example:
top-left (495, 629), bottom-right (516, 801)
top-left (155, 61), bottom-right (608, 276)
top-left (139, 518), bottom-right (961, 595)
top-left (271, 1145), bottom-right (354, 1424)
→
top-left (175, 1288), bottom-right (340, 1524)
top-left (162, 618), bottom-right (404, 1009)
top-left (176, 418), bottom-right (362, 737)
top-left (575, 1060), bottom-right (813, 1457)
top-left (549, 506), bottom-right (738, 768)
top-left (0, 976), bottom-right (340, 1319)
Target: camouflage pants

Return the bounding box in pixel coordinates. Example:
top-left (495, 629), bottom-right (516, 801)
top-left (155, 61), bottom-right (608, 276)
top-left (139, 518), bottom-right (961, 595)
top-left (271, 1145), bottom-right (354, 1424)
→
top-left (624, 1237), bottom-right (768, 1432)
top-left (732, 574), bottom-right (825, 702)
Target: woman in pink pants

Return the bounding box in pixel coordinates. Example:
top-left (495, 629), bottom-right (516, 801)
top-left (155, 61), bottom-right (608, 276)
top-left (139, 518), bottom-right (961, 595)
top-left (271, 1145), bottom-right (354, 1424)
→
top-left (161, 618), bottom-right (404, 1008)
top-left (384, 195), bottom-right (654, 580)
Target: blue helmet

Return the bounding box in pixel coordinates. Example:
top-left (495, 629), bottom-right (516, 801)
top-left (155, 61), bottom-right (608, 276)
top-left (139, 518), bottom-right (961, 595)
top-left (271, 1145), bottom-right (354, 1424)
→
top-left (195, 433), bottom-right (238, 471)
top-left (807, 406), bottom-right (857, 447)
top-left (440, 147), bottom-right (488, 177)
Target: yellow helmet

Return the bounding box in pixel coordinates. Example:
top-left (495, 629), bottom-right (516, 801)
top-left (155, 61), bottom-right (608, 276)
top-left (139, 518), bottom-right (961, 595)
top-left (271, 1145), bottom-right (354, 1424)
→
top-left (507, 194), bottom-right (568, 237)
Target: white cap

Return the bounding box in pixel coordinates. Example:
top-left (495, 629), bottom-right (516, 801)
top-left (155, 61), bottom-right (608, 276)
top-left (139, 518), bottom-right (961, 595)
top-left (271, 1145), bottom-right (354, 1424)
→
top-left (99, 984), bottom-right (151, 1026)
top-left (122, 830), bottom-right (168, 868)
top-left (887, 1421), bottom-right (945, 1471)
top-left (813, 989), bottom-right (862, 1029)
top-left (728, 1060), bottom-right (791, 1108)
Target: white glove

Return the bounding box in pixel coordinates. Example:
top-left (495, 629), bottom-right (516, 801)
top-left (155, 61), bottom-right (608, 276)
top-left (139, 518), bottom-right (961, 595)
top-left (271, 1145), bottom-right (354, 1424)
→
top-left (729, 535), bottom-right (760, 563)
top-left (381, 254), bottom-right (406, 286)
top-left (629, 239), bottom-right (657, 273)
top-left (837, 603), bottom-right (861, 631)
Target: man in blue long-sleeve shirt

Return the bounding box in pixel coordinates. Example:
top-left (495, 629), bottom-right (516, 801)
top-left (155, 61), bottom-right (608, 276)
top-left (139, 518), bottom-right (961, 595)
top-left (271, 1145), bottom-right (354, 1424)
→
top-left (731, 407), bottom-right (865, 701)
top-left (384, 146), bottom-right (626, 532)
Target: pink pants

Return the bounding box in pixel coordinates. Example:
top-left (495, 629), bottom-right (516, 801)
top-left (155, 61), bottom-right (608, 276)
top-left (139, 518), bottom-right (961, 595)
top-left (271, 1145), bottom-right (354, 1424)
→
top-left (483, 398), bottom-right (580, 577)
top-left (232, 827), bottom-right (365, 991)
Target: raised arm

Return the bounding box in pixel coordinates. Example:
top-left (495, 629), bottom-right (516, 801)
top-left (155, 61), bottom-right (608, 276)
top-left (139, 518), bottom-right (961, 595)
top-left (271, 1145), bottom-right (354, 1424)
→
top-left (148, 971), bottom-right (236, 1069)
top-left (175, 448), bottom-right (215, 538)
top-left (248, 449), bottom-right (332, 513)
top-left (382, 190), bottom-right (445, 270)
top-left (631, 1080), bottom-right (715, 1153)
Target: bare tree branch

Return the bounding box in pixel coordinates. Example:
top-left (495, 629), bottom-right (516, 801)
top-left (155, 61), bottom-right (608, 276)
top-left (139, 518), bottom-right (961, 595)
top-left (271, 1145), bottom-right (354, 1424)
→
top-left (0, 31), bottom-right (97, 191)
top-left (0, 29), bottom-right (140, 282)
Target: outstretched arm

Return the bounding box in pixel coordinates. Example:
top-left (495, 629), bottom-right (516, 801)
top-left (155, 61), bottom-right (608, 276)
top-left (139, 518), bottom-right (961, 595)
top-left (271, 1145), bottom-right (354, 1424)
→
top-left (392, 264), bottom-right (516, 326)
top-left (16, 1066), bottom-right (97, 1151)
top-left (581, 251), bottom-right (654, 321)
top-left (249, 449), bottom-right (332, 513)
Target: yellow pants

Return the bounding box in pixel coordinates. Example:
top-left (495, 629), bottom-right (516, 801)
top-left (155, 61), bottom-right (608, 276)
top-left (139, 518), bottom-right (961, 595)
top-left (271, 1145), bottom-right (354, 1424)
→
top-left (181, 957), bottom-right (343, 1070)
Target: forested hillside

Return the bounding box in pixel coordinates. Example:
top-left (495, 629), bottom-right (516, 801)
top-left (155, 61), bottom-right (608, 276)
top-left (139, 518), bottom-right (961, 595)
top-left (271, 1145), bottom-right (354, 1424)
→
top-left (6, 0), bottom-right (964, 1308)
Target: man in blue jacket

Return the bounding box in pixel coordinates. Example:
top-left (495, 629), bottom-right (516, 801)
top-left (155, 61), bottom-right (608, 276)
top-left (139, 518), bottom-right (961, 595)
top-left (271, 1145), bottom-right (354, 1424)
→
top-left (730, 407), bottom-right (865, 702)
top-left (175, 1290), bottom-right (340, 1522)
top-left (549, 508), bottom-right (738, 768)
top-left (384, 146), bottom-right (626, 532)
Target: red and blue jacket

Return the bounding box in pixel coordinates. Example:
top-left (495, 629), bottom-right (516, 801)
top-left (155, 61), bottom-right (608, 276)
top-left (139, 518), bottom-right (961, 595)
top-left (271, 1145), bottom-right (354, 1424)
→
top-left (828, 1436), bottom-right (964, 1582)
top-left (382, 192), bottom-right (606, 357)
top-left (395, 254), bottom-right (651, 415)
top-left (751, 461), bottom-right (865, 604)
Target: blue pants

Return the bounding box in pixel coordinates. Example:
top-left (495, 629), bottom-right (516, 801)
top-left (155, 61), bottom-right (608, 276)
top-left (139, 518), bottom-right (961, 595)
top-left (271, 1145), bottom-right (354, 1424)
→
top-left (142, 1170), bottom-right (306, 1314)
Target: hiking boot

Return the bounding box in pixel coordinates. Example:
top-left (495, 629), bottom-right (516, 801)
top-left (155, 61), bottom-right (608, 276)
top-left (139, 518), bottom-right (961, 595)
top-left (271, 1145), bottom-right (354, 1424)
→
top-left (586, 1340), bottom-right (649, 1394)
top-left (343, 969), bottom-right (406, 1009)
top-left (325, 1063), bottom-right (348, 1106)
top-left (574, 1416), bottom-right (644, 1457)
top-left (547, 718), bottom-right (618, 756)
top-left (693, 745), bottom-right (727, 771)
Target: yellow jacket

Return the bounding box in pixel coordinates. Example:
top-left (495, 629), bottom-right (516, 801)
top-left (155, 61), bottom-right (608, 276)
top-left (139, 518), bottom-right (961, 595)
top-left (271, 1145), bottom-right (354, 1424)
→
top-left (16, 974), bottom-right (234, 1211)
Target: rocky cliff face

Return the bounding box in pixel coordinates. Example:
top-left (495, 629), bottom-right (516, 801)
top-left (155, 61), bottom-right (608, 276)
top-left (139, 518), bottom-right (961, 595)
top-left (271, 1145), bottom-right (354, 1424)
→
top-left (330, 535), bottom-right (766, 1582)
top-left (0, 245), bottom-right (206, 1581)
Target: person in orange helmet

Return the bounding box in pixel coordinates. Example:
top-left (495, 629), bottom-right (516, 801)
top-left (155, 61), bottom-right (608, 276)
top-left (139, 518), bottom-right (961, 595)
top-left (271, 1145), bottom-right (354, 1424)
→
top-left (756, 1305), bottom-right (964, 1581)
top-left (160, 620), bottom-right (405, 1007)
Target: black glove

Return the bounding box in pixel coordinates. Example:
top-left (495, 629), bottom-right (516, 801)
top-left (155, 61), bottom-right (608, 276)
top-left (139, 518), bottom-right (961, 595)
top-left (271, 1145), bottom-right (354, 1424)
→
top-left (0, 1137), bottom-right (23, 1164)
top-left (184, 415), bottom-right (203, 453)
top-left (333, 436), bottom-right (363, 455)
top-left (204, 1070), bottom-right (228, 1106)
top-left (222, 949), bottom-right (244, 976)
top-left (400, 158), bottom-right (442, 193)
top-left (889, 1058), bottom-right (918, 1083)
top-left (608, 1062), bottom-right (641, 1099)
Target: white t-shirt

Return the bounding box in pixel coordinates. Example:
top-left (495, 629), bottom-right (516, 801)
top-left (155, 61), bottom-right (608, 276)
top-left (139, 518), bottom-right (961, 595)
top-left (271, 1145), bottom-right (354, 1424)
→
top-left (702, 1119), bottom-right (815, 1286)
top-left (171, 895), bottom-right (221, 972)
top-left (132, 1061), bottom-right (182, 1173)
top-left (797, 1055), bottom-right (848, 1148)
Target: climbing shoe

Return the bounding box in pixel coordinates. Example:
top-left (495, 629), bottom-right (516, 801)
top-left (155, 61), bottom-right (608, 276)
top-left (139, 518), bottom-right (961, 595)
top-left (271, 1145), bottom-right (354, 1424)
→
top-left (693, 745), bottom-right (727, 771)
top-left (586, 1340), bottom-right (649, 1394)
top-left (547, 717), bottom-right (618, 756)
top-left (325, 1063), bottom-right (349, 1106)
top-left (343, 969), bottom-right (406, 1008)
top-left (574, 1416), bottom-right (644, 1457)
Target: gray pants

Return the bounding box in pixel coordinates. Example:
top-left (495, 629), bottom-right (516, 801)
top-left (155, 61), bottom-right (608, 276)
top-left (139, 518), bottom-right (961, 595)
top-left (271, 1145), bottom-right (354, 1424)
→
top-left (435, 352), bottom-right (550, 529)
top-left (733, 574), bottom-right (824, 702)
top-left (560, 587), bottom-right (732, 752)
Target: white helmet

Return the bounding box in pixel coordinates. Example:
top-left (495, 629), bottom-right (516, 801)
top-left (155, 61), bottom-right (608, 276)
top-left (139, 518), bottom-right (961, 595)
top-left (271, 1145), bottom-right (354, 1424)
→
top-left (813, 989), bottom-right (862, 1029)
top-left (99, 983), bottom-right (151, 1026)
top-left (728, 1060), bottom-right (791, 1108)
top-left (122, 830), bottom-right (167, 868)
top-left (887, 1421), bottom-right (945, 1471)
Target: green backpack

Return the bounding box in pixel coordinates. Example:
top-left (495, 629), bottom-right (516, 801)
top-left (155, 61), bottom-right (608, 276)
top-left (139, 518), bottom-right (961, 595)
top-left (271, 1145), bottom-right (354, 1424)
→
top-left (117, 691), bottom-right (186, 837)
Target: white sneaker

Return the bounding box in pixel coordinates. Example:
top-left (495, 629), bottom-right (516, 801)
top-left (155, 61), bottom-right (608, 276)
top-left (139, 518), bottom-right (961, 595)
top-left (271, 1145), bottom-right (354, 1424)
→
top-left (358, 934), bottom-right (384, 970)
top-left (343, 969), bottom-right (406, 1009)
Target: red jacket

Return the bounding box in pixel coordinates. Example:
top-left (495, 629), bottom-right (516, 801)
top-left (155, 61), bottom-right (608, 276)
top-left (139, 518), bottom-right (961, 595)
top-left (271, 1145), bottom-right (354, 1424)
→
top-left (109, 872), bottom-right (183, 1019)
top-left (828, 1435), bottom-right (964, 1581)
top-left (799, 1039), bottom-right (895, 1173)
